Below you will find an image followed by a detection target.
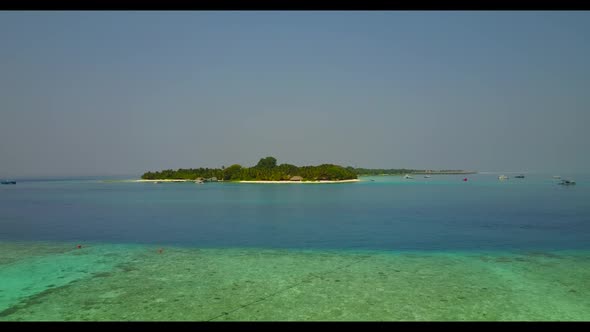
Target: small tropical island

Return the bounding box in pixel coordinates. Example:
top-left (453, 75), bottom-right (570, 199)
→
top-left (141, 157), bottom-right (359, 183)
top-left (139, 156), bottom-right (476, 183)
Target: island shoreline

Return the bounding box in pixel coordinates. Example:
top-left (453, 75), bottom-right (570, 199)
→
top-left (238, 179), bottom-right (360, 184)
top-left (131, 179), bottom-right (360, 184)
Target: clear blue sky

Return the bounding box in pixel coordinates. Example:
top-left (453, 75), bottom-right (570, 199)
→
top-left (1, 11), bottom-right (589, 177)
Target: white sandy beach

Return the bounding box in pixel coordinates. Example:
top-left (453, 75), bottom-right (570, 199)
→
top-left (134, 179), bottom-right (193, 183)
top-left (238, 179), bottom-right (360, 184)
top-left (129, 179), bottom-right (360, 184)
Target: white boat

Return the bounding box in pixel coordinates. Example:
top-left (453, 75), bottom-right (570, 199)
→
top-left (498, 175), bottom-right (508, 180)
top-left (404, 174), bottom-right (413, 179)
top-left (424, 175), bottom-right (431, 178)
top-left (553, 175), bottom-right (561, 179)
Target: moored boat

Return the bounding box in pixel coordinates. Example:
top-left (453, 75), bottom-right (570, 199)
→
top-left (558, 179), bottom-right (576, 185)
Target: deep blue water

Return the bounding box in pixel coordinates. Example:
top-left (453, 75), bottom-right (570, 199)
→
top-left (1, 174), bottom-right (589, 251)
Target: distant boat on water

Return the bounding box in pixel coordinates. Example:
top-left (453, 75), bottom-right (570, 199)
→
top-left (424, 175), bottom-right (431, 178)
top-left (553, 175), bottom-right (561, 179)
top-left (514, 175), bottom-right (525, 178)
top-left (1, 180), bottom-right (16, 185)
top-left (498, 175), bottom-right (508, 180)
top-left (404, 174), bottom-right (413, 179)
top-left (558, 179), bottom-right (576, 186)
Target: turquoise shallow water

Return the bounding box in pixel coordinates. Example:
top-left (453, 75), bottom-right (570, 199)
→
top-left (1, 242), bottom-right (589, 321)
top-left (1, 174), bottom-right (589, 320)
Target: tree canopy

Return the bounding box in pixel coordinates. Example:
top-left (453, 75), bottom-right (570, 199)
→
top-left (255, 156), bottom-right (277, 169)
top-left (141, 157), bottom-right (473, 181)
top-left (141, 157), bottom-right (358, 181)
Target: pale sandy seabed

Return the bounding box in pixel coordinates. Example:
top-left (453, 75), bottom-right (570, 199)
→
top-left (1, 241), bottom-right (589, 321)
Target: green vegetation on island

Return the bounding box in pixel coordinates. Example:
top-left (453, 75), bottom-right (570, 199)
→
top-left (141, 157), bottom-right (358, 181)
top-left (141, 156), bottom-right (475, 181)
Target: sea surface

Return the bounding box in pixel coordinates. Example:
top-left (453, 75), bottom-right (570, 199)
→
top-left (1, 174), bottom-right (589, 320)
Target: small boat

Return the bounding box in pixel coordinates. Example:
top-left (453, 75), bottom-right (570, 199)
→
top-left (514, 175), bottom-right (525, 178)
top-left (404, 174), bottom-right (413, 179)
top-left (498, 175), bottom-right (508, 180)
top-left (553, 176), bottom-right (561, 179)
top-left (1, 180), bottom-right (16, 185)
top-left (558, 179), bottom-right (576, 185)
top-left (424, 175), bottom-right (431, 178)
top-left (195, 179), bottom-right (204, 184)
